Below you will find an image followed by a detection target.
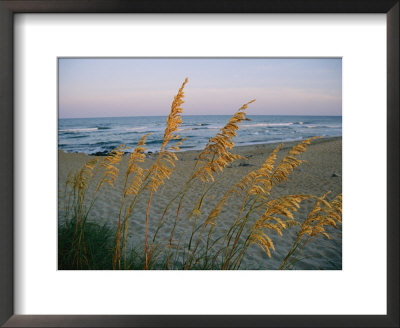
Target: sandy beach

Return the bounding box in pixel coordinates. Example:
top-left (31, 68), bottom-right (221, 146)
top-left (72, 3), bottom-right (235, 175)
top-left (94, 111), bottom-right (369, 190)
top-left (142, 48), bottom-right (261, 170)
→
top-left (58, 136), bottom-right (342, 270)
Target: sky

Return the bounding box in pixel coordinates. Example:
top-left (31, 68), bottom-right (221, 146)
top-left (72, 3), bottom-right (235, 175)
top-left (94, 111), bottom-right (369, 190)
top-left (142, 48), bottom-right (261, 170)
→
top-left (58, 58), bottom-right (342, 118)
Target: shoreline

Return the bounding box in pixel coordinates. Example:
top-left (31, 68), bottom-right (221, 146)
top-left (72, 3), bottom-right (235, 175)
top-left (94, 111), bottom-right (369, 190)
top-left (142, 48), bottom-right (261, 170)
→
top-left (58, 135), bottom-right (342, 157)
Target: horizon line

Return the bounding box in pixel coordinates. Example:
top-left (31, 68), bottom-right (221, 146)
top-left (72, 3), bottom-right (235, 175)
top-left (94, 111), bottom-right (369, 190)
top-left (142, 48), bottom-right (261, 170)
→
top-left (59, 114), bottom-right (343, 120)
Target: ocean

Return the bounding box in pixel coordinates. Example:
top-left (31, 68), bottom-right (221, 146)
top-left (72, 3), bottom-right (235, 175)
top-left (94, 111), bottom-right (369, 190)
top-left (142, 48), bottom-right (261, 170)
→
top-left (58, 115), bottom-right (342, 155)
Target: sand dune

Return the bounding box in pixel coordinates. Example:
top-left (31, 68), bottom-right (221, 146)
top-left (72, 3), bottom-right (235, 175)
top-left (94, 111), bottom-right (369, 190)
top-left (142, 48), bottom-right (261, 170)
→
top-left (58, 136), bottom-right (342, 270)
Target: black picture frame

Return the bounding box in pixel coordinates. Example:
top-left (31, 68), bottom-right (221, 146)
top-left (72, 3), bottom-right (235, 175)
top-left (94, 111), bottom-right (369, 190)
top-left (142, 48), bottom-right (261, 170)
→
top-left (0, 1), bottom-right (398, 327)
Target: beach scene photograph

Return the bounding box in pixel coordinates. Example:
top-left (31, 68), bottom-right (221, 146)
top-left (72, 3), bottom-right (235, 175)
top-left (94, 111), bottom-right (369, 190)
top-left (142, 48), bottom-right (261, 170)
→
top-left (58, 58), bottom-right (342, 270)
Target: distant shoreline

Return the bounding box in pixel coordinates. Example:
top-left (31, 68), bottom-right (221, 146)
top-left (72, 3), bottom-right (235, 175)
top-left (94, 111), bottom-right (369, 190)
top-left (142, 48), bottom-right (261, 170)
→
top-left (58, 135), bottom-right (342, 156)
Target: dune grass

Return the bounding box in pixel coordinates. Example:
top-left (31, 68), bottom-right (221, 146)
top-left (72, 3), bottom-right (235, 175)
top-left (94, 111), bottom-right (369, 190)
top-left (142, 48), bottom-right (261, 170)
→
top-left (58, 78), bottom-right (342, 270)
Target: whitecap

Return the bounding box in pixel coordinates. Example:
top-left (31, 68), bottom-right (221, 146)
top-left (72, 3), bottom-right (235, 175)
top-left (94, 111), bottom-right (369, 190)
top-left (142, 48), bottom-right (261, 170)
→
top-left (59, 128), bottom-right (98, 132)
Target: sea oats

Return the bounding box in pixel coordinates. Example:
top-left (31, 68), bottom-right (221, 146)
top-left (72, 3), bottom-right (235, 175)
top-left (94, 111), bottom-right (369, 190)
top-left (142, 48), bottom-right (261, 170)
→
top-left (144, 78), bottom-right (188, 269)
top-left (60, 80), bottom-right (342, 271)
top-left (193, 100), bottom-right (255, 183)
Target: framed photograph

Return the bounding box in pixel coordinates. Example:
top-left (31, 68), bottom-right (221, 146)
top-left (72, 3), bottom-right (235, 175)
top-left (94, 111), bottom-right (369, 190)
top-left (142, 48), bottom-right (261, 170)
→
top-left (57, 57), bottom-right (343, 272)
top-left (1, 1), bottom-right (398, 327)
